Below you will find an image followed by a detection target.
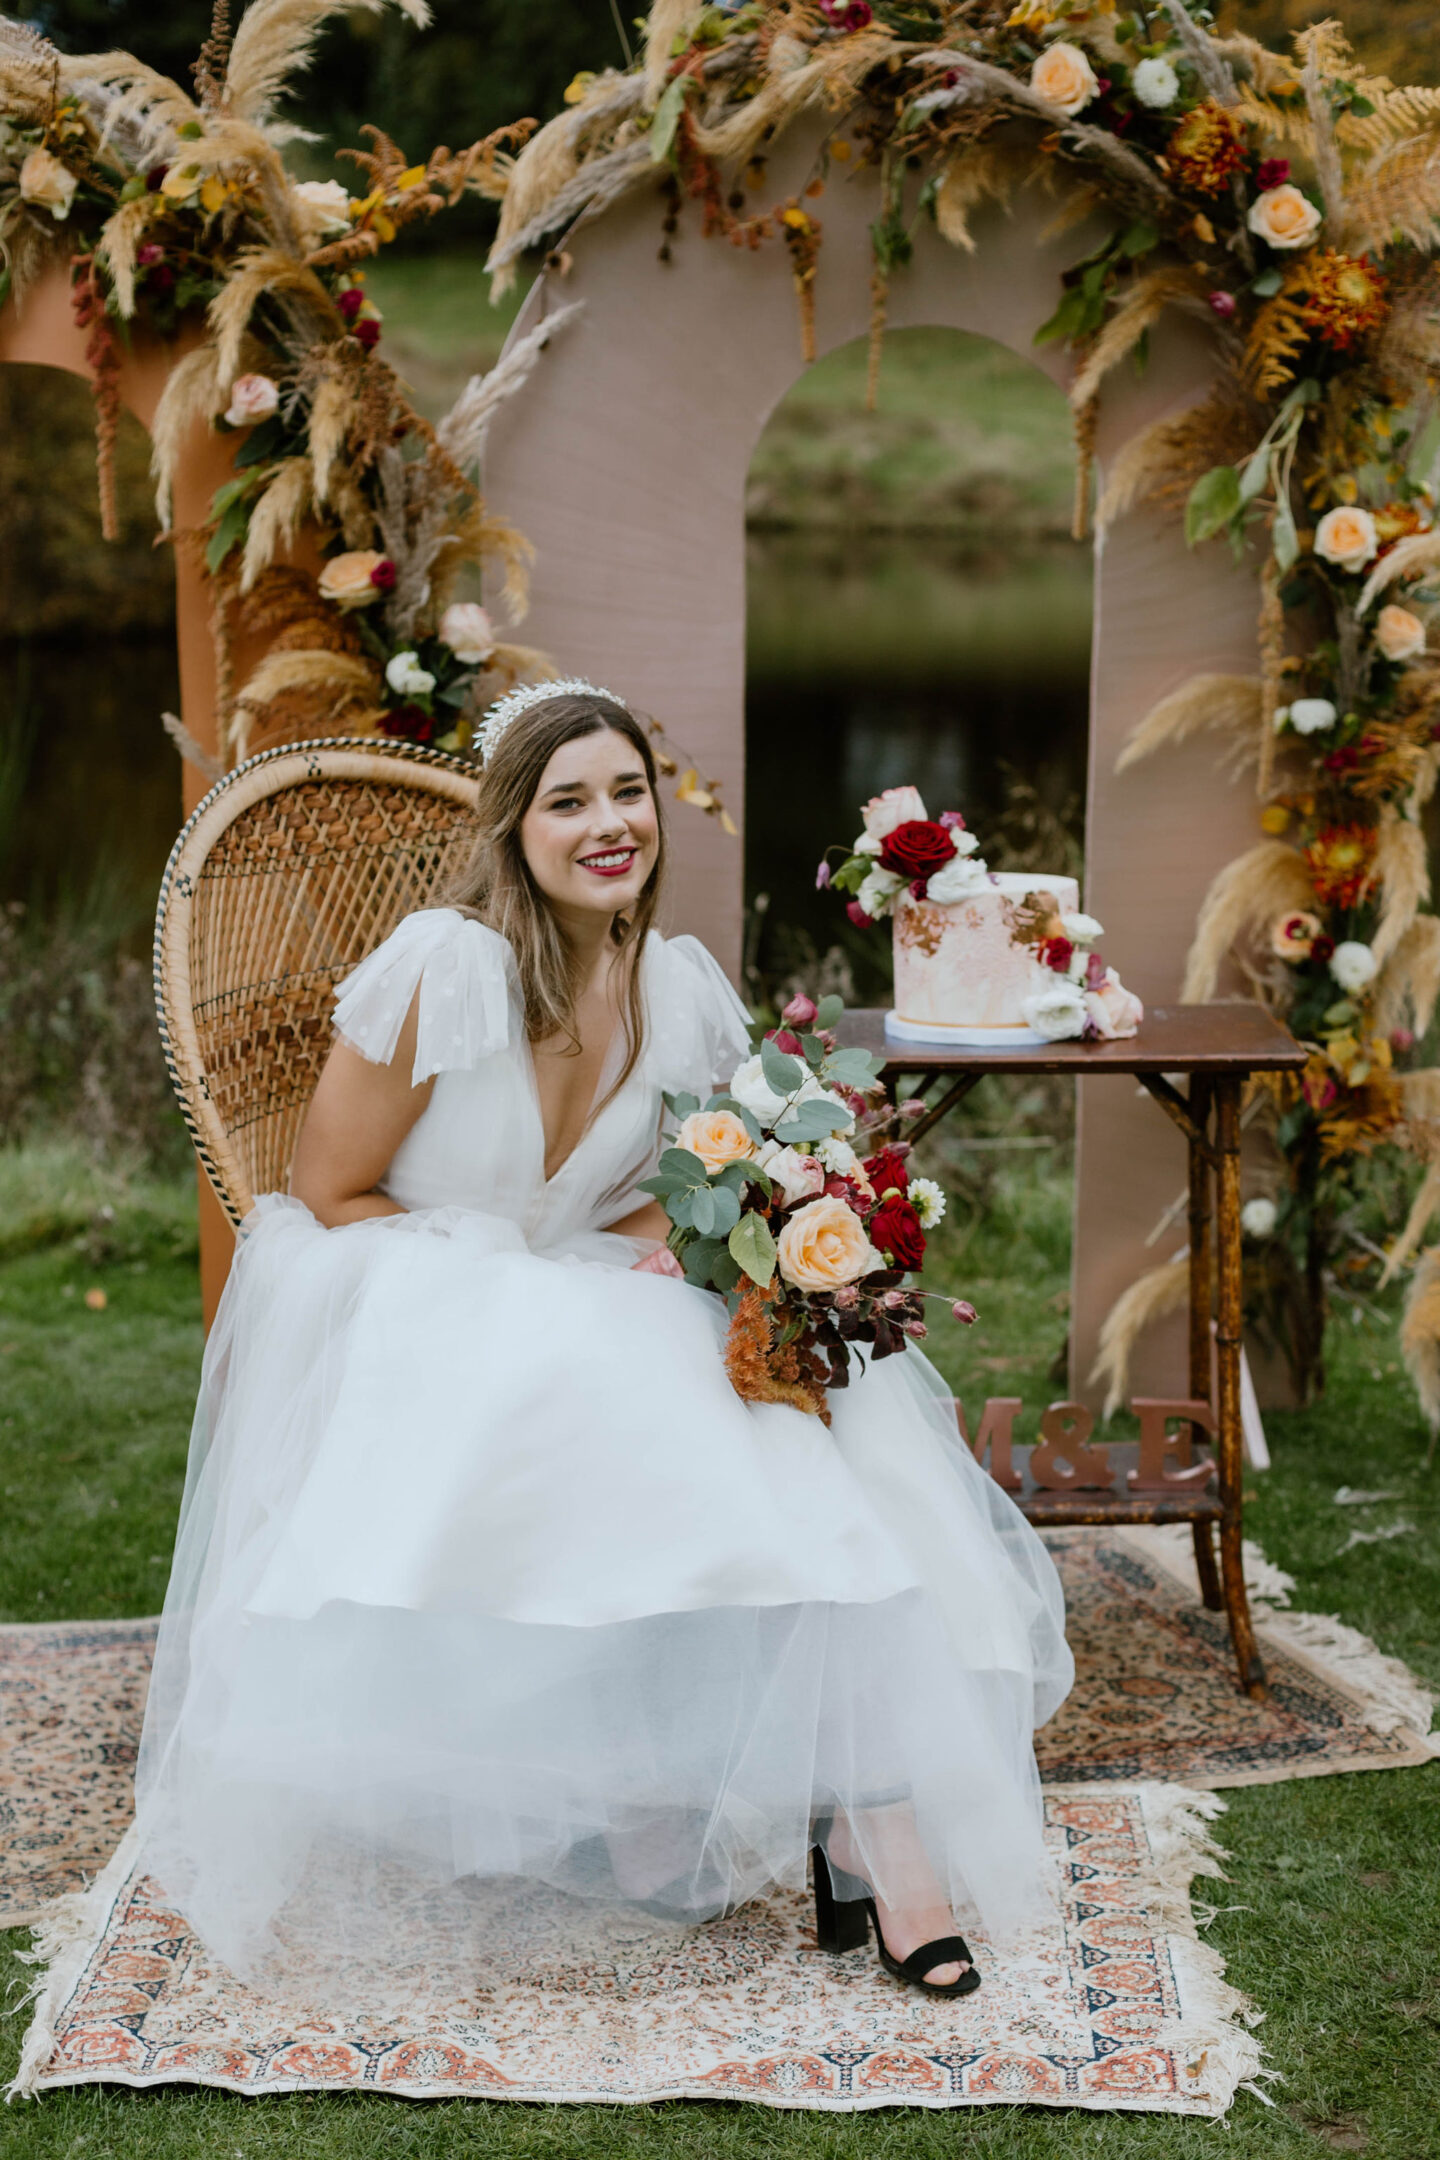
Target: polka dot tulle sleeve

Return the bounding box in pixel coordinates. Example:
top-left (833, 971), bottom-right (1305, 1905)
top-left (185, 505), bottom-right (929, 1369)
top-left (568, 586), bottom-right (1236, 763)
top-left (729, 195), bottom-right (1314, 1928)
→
top-left (332, 909), bottom-right (513, 1085)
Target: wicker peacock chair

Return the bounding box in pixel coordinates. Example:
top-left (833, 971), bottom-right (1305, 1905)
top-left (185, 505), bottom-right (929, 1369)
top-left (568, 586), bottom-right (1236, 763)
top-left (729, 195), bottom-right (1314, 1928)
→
top-left (153, 737), bottom-right (480, 1226)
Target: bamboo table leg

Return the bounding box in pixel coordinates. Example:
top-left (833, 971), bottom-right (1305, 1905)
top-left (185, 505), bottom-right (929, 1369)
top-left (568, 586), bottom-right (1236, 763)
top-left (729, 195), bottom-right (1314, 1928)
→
top-left (1186, 1078), bottom-right (1222, 1612)
top-left (1214, 1077), bottom-right (1267, 1698)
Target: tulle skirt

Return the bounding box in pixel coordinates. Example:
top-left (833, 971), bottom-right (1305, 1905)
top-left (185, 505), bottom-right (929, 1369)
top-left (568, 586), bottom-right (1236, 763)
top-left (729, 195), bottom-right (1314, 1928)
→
top-left (134, 1197), bottom-right (1074, 2000)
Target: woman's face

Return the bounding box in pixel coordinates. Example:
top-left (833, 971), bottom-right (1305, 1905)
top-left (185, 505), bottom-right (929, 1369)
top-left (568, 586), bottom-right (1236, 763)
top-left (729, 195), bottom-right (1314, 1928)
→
top-left (518, 726), bottom-right (660, 926)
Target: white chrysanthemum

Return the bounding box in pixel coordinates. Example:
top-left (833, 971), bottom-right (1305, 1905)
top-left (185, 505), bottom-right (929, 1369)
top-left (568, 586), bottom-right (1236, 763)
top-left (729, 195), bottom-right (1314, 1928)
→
top-left (385, 650), bottom-right (436, 696)
top-left (1241, 1197), bottom-right (1277, 1238)
top-left (1022, 979), bottom-right (1088, 1041)
top-left (1131, 55), bottom-right (1179, 108)
top-left (909, 1177), bottom-right (946, 1229)
top-left (1329, 940), bottom-right (1378, 993)
top-left (857, 866), bottom-right (905, 920)
top-left (924, 855), bottom-right (989, 905)
top-left (1287, 697), bottom-right (1338, 735)
top-left (815, 1134), bottom-right (861, 1177)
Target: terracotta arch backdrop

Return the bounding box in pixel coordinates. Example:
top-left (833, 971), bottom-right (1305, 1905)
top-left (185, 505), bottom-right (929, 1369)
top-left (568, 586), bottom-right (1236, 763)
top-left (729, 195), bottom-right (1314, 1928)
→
top-left (483, 120), bottom-right (1263, 1407)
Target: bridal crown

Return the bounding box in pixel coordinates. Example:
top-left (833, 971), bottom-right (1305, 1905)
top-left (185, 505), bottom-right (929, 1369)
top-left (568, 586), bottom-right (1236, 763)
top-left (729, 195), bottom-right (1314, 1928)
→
top-left (476, 677), bottom-right (626, 765)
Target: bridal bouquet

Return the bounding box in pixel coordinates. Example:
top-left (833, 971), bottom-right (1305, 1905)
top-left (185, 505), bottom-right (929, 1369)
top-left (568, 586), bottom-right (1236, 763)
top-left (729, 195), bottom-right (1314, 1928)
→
top-left (640, 994), bottom-right (975, 1421)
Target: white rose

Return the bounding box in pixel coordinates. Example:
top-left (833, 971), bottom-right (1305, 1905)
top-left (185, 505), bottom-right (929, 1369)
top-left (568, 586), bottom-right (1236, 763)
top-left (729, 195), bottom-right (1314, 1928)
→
top-left (292, 178), bottom-right (352, 232)
top-left (909, 1176), bottom-right (946, 1229)
top-left (924, 855), bottom-right (990, 905)
top-left (1314, 506), bottom-right (1378, 573)
top-left (223, 372), bottom-right (280, 427)
top-left (857, 866), bottom-right (905, 920)
top-left (1241, 1197), bottom-right (1277, 1239)
top-left (1022, 979), bottom-right (1089, 1041)
top-left (1131, 55), bottom-right (1179, 108)
top-left (385, 650), bottom-right (436, 697)
top-left (852, 832), bottom-right (882, 857)
top-left (19, 146), bottom-right (78, 220)
top-left (730, 1059), bottom-right (852, 1133)
top-left (1246, 183), bottom-right (1322, 251)
top-left (1059, 911), bottom-right (1104, 944)
top-left (1287, 697), bottom-right (1338, 735)
top-left (755, 1141), bottom-right (825, 1208)
top-left (860, 785), bottom-right (928, 841)
top-left (1030, 40), bottom-right (1099, 116)
top-left (1375, 605), bottom-right (1425, 663)
top-left (949, 827), bottom-right (981, 857)
top-left (437, 601), bottom-right (496, 665)
top-left (1329, 940), bottom-right (1378, 993)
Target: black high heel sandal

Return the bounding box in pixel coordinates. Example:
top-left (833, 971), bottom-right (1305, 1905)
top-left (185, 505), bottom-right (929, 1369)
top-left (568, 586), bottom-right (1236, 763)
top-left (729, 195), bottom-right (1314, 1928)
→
top-left (811, 1841), bottom-right (982, 1999)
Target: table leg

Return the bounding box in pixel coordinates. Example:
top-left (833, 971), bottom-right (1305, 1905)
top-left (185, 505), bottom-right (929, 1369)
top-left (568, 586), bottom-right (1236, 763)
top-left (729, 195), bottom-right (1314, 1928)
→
top-left (1215, 1077), bottom-right (1267, 1699)
top-left (1186, 1079), bottom-right (1222, 1611)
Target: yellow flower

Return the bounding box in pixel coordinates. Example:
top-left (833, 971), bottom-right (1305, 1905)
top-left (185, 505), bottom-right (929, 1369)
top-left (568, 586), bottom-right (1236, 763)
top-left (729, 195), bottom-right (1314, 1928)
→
top-left (781, 207), bottom-right (811, 232)
top-left (563, 71), bottom-right (596, 104)
top-left (1260, 804), bottom-right (1290, 835)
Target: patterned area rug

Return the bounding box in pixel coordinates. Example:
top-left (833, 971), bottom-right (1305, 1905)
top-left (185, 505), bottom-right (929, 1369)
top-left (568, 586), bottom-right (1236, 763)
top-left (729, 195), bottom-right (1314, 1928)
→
top-left (2, 1532), bottom-right (1433, 1932)
top-left (10, 1785), bottom-right (1263, 2115)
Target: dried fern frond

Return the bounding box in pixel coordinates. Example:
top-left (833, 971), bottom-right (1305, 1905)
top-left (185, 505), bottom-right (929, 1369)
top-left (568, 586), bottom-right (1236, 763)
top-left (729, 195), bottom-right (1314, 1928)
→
top-left (1089, 1253), bottom-right (1190, 1420)
top-left (1244, 291), bottom-right (1310, 397)
top-left (1069, 269), bottom-right (1204, 413)
top-left (1356, 529), bottom-right (1440, 616)
top-left (1337, 138), bottom-right (1440, 257)
top-left (1400, 1247), bottom-right (1440, 1431)
top-left (223, 0), bottom-right (429, 128)
top-left (1116, 674), bottom-right (1262, 774)
top-left (1375, 914), bottom-right (1440, 1039)
top-left (1372, 808), bottom-right (1430, 966)
top-left (1181, 840), bottom-right (1315, 1003)
top-left (239, 457), bottom-right (314, 591)
top-left (150, 343), bottom-right (224, 529)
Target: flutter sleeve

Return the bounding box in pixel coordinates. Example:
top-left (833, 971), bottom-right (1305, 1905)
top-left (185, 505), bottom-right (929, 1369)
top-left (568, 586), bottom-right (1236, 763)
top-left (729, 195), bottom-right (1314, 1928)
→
top-left (332, 908), bottom-right (513, 1085)
top-left (648, 933), bottom-right (755, 1101)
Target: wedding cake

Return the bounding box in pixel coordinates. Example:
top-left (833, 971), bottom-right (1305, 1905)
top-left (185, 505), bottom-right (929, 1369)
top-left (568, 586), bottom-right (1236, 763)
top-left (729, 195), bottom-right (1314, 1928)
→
top-left (823, 786), bottom-right (1142, 1046)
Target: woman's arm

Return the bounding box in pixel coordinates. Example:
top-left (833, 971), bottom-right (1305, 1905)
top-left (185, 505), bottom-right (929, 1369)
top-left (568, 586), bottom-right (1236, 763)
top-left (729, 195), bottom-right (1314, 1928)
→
top-left (290, 994), bottom-right (433, 1226)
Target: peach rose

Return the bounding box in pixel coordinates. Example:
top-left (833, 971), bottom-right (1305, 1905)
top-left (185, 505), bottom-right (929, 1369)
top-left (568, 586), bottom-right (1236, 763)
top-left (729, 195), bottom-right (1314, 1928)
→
top-left (1083, 968), bottom-right (1143, 1040)
top-left (438, 602), bottom-right (497, 664)
top-left (776, 1195), bottom-right (876, 1292)
top-left (1245, 183), bottom-right (1321, 251)
top-left (1030, 41), bottom-right (1099, 116)
top-left (860, 785), bottom-right (928, 841)
top-left (317, 550), bottom-right (389, 607)
top-left (676, 1108), bottom-right (756, 1173)
top-left (1314, 505), bottom-right (1378, 573)
top-left (1375, 604), bottom-right (1425, 662)
top-left (19, 147), bottom-right (77, 221)
top-left (224, 373), bottom-right (280, 427)
top-left (1271, 910), bottom-right (1322, 961)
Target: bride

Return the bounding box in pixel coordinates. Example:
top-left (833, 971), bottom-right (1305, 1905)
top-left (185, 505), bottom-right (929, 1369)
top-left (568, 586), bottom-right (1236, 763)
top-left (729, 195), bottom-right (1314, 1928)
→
top-left (134, 681), bottom-right (1073, 2005)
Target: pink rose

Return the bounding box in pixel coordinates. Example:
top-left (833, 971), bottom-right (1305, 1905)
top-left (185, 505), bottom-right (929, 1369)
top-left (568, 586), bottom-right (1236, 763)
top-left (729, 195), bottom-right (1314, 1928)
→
top-left (860, 785), bottom-right (928, 841)
top-left (782, 992), bottom-right (817, 1026)
top-left (438, 601), bottom-right (496, 664)
top-left (1083, 968), bottom-right (1143, 1039)
top-left (224, 373), bottom-right (280, 427)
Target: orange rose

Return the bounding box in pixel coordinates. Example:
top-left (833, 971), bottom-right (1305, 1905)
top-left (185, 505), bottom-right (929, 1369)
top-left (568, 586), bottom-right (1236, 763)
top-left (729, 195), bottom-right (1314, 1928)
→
top-left (1375, 604), bottom-right (1425, 662)
top-left (1246, 183), bottom-right (1321, 251)
top-left (1030, 40), bottom-right (1098, 116)
top-left (317, 550), bottom-right (389, 607)
top-left (1314, 506), bottom-right (1378, 573)
top-left (776, 1196), bottom-right (876, 1292)
top-left (675, 1109), bottom-right (755, 1173)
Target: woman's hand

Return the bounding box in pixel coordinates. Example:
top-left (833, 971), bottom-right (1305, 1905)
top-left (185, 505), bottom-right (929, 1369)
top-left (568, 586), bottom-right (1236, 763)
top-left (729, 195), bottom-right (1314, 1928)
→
top-left (632, 1245), bottom-right (684, 1278)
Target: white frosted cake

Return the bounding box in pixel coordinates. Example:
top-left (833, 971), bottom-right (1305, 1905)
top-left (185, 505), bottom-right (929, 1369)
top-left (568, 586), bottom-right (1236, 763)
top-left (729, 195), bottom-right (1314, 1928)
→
top-left (890, 875), bottom-right (1081, 1044)
top-left (826, 786), bottom-right (1142, 1047)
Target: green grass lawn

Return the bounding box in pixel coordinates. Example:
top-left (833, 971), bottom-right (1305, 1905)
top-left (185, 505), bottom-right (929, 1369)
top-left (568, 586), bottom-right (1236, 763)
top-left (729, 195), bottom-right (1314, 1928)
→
top-left (0, 1138), bottom-right (1436, 2157)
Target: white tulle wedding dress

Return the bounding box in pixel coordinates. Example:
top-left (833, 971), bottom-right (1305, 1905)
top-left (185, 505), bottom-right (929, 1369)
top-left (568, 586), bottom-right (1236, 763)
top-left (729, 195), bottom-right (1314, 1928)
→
top-left (134, 907), bottom-right (1074, 1999)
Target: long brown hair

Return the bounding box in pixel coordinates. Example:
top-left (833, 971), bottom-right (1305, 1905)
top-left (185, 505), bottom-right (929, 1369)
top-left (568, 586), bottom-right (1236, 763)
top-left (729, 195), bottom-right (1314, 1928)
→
top-left (439, 690), bottom-right (666, 1105)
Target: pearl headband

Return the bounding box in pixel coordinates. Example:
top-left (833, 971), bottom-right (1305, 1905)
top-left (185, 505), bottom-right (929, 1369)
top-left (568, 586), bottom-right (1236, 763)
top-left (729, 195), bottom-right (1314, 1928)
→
top-left (475, 676), bottom-right (626, 765)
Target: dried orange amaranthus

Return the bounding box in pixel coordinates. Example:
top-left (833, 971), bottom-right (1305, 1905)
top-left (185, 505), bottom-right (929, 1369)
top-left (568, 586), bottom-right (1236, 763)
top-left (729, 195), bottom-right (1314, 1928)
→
top-left (724, 1284), bottom-right (831, 1424)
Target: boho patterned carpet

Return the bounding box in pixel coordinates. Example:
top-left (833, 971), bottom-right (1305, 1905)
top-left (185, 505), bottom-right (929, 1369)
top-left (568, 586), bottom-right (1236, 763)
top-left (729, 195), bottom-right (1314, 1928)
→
top-left (11, 1786), bottom-right (1260, 2115)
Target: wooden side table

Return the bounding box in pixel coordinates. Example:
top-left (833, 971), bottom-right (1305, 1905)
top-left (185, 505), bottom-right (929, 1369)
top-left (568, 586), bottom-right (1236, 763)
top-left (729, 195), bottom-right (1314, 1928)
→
top-left (836, 1005), bottom-right (1307, 1699)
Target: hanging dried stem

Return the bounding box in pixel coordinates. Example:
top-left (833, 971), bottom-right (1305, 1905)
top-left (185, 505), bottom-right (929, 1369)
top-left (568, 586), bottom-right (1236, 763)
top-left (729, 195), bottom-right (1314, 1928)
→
top-left (1256, 556), bottom-right (1286, 799)
top-left (69, 253), bottom-right (122, 543)
top-left (865, 263), bottom-right (887, 410)
top-left (1071, 394), bottom-right (1098, 542)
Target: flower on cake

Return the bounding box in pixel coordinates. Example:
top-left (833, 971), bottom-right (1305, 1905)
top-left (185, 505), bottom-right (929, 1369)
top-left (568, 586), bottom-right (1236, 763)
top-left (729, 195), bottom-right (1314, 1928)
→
top-left (1022, 977), bottom-right (1089, 1041)
top-left (824, 789), bottom-right (991, 916)
top-left (860, 786), bottom-right (928, 840)
top-left (1084, 968), bottom-right (1144, 1040)
top-left (923, 854), bottom-right (989, 903)
top-left (856, 865), bottom-right (906, 920)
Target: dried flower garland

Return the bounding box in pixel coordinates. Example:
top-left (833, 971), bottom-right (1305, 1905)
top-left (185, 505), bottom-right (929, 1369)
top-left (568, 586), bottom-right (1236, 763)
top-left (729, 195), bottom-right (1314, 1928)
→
top-left (499, 0), bottom-right (1440, 1425)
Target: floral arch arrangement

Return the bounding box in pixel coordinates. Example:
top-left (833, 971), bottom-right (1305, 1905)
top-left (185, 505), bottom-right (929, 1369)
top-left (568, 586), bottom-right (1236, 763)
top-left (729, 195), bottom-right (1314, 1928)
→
top-left (1, 0), bottom-right (1439, 1424)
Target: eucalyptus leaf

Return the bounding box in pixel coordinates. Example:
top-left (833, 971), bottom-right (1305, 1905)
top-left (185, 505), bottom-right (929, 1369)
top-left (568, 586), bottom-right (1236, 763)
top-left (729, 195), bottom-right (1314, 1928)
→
top-left (815, 994), bottom-right (844, 1030)
top-left (728, 1209), bottom-right (777, 1290)
top-left (1185, 463), bottom-right (1242, 547)
top-left (688, 1185), bottom-right (717, 1237)
top-left (709, 1186), bottom-right (742, 1237)
top-left (774, 1098), bottom-right (852, 1143)
top-left (1251, 266), bottom-right (1283, 298)
top-left (681, 1237), bottom-right (727, 1286)
top-left (663, 1090), bottom-right (701, 1119)
top-left (657, 1147), bottom-right (709, 1187)
top-left (760, 1034), bottom-right (804, 1094)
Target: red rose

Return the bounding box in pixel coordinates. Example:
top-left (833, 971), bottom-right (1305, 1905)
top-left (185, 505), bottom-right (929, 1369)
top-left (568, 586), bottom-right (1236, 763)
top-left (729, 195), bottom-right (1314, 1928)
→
top-left (1256, 157), bottom-right (1290, 191)
top-left (1311, 934), bottom-right (1335, 965)
top-left (354, 317), bottom-right (381, 350)
top-left (1038, 936), bottom-right (1074, 974)
top-left (767, 1028), bottom-right (803, 1055)
top-left (877, 820), bottom-right (957, 882)
top-left (379, 702), bottom-right (435, 743)
top-left (336, 287), bottom-right (365, 322)
top-left (864, 1146), bottom-right (909, 1199)
top-left (869, 1196), bottom-right (925, 1272)
top-left (368, 557), bottom-right (397, 592)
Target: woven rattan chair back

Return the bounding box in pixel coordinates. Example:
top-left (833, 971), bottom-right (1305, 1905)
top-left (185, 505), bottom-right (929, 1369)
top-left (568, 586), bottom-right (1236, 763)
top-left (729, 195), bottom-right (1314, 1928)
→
top-left (154, 738), bottom-right (480, 1226)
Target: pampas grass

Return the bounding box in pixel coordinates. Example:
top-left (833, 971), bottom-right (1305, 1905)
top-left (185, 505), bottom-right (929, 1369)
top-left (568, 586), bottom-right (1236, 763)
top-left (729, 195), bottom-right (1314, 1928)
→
top-left (239, 457), bottom-right (314, 591)
top-left (1381, 1164), bottom-right (1440, 1288)
top-left (1357, 530), bottom-right (1440, 615)
top-left (1068, 268), bottom-right (1203, 413)
top-left (223, 0), bottom-right (429, 129)
top-left (1116, 674), bottom-right (1261, 775)
top-left (434, 301), bottom-right (584, 475)
top-left (1090, 1253), bottom-right (1190, 1420)
top-left (149, 345), bottom-right (223, 529)
top-left (1371, 809), bottom-right (1430, 966)
top-left (643, 0), bottom-right (700, 108)
top-left (1375, 915), bottom-right (1440, 1039)
top-left (208, 246), bottom-right (337, 388)
top-left (934, 144), bottom-right (1017, 253)
top-left (1400, 1247), bottom-right (1440, 1436)
top-left (97, 195), bottom-right (161, 319)
top-left (307, 372), bottom-right (354, 504)
top-left (1181, 841), bottom-right (1315, 1003)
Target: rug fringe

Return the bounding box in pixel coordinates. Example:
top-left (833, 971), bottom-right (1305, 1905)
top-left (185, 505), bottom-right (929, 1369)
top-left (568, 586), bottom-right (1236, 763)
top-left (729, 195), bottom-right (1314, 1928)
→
top-left (6, 1824), bottom-right (140, 2102)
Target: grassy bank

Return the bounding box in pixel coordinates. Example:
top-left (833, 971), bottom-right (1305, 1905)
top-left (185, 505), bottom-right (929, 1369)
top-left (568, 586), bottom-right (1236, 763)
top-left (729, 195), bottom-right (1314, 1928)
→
top-left (0, 1139), bottom-right (1435, 2154)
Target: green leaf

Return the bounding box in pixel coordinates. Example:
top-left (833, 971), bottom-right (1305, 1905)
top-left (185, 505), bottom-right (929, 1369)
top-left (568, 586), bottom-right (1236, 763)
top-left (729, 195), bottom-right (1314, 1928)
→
top-left (1323, 999), bottom-right (1358, 1027)
top-left (681, 1236), bottom-right (726, 1286)
top-left (714, 1158), bottom-right (762, 1195)
top-left (774, 1098), bottom-right (851, 1143)
top-left (1118, 218), bottom-right (1158, 257)
top-left (649, 73), bottom-right (692, 163)
top-left (728, 1210), bottom-right (777, 1290)
top-left (820, 1047), bottom-right (881, 1087)
top-left (712, 1249), bottom-right (743, 1295)
top-left (1251, 266), bottom-right (1283, 298)
top-left (800, 1032), bottom-right (826, 1068)
top-left (232, 415), bottom-right (288, 470)
top-left (205, 494), bottom-right (250, 573)
top-left (657, 1146), bottom-right (710, 1187)
top-left (663, 1090), bottom-right (701, 1119)
top-left (1272, 489), bottom-right (1299, 573)
top-left (709, 1186), bottom-right (742, 1237)
top-left (1238, 444), bottom-right (1271, 502)
top-left (1033, 285), bottom-right (1091, 349)
top-left (689, 1184), bottom-right (717, 1237)
top-left (1185, 464), bottom-right (1243, 547)
top-left (636, 1174), bottom-right (684, 1203)
top-left (815, 994), bottom-right (844, 1030)
top-left (760, 1035), bottom-right (804, 1095)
